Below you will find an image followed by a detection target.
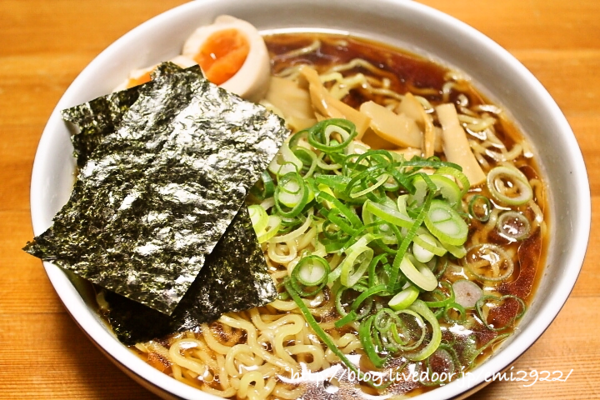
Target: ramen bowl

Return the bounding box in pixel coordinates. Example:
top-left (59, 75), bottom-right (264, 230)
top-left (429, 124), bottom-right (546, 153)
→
top-left (29, 0), bottom-right (590, 399)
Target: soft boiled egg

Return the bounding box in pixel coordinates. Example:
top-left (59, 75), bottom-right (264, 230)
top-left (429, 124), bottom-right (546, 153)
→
top-left (113, 55), bottom-right (197, 92)
top-left (182, 15), bottom-right (271, 102)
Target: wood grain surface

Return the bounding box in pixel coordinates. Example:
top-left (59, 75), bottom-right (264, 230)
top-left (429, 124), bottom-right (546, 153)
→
top-left (1, 1), bottom-right (598, 399)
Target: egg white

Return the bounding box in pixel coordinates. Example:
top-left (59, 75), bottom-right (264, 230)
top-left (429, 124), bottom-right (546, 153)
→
top-left (113, 55), bottom-right (197, 92)
top-left (182, 15), bottom-right (271, 102)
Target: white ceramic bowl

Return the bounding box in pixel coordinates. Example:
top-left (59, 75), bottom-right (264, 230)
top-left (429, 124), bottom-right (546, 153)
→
top-left (30, 0), bottom-right (590, 399)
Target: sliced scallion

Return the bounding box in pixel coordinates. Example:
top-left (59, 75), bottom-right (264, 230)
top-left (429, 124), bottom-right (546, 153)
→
top-left (256, 215), bottom-right (282, 243)
top-left (389, 285), bottom-right (420, 310)
top-left (316, 190), bottom-right (363, 229)
top-left (424, 199), bottom-right (468, 246)
top-left (399, 255), bottom-right (437, 291)
top-left (441, 242), bottom-right (467, 258)
top-left (412, 232), bottom-right (446, 262)
top-left (487, 165), bottom-right (533, 206)
top-left (452, 279), bottom-right (483, 309)
top-left (359, 315), bottom-right (389, 368)
top-left (307, 118), bottom-right (358, 153)
top-left (248, 204), bottom-right (268, 234)
top-left (291, 255), bottom-right (330, 297)
top-left (268, 140), bottom-right (303, 176)
top-left (464, 243), bottom-right (515, 282)
top-left (475, 294), bottom-right (526, 331)
top-left (270, 212), bottom-right (313, 243)
top-left (285, 281), bottom-right (379, 384)
top-left (443, 302), bottom-right (467, 323)
top-left (411, 173), bottom-right (462, 209)
top-left (435, 166), bottom-right (470, 197)
top-left (376, 308), bottom-right (426, 352)
top-left (422, 280), bottom-right (454, 308)
top-left (363, 199), bottom-right (414, 230)
top-left (339, 237), bottom-right (376, 287)
top-left (496, 210), bottom-right (531, 241)
top-left (250, 170), bottom-right (275, 200)
top-left (468, 194), bottom-right (492, 222)
top-left (405, 300), bottom-right (442, 361)
top-left (274, 171), bottom-right (310, 218)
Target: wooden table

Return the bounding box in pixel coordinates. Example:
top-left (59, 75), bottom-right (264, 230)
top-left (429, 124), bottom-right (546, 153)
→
top-left (1, 1), bottom-right (598, 398)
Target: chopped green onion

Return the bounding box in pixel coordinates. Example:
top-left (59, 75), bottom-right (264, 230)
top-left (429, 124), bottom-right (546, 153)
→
top-left (268, 140), bottom-right (303, 176)
top-left (405, 300), bottom-right (442, 361)
top-left (315, 190), bottom-right (363, 229)
top-left (396, 194), bottom-right (410, 215)
top-left (443, 302), bottom-right (467, 323)
top-left (339, 235), bottom-right (377, 287)
top-left (248, 204), bottom-right (268, 234)
top-left (307, 118), bottom-right (358, 153)
top-left (277, 178), bottom-right (302, 207)
top-left (422, 280), bottom-right (454, 308)
top-left (344, 150), bottom-right (395, 177)
top-left (428, 256), bottom-right (449, 279)
top-left (368, 253), bottom-right (390, 287)
top-left (362, 197), bottom-right (399, 241)
top-left (411, 173), bottom-right (462, 209)
top-left (389, 285), bottom-right (420, 310)
top-left (349, 172), bottom-right (389, 199)
top-left (359, 315), bottom-right (389, 368)
top-left (424, 199), bottom-right (468, 246)
top-left (285, 281), bottom-right (376, 383)
top-left (316, 184), bottom-right (336, 209)
top-left (256, 215), bottom-right (282, 243)
top-left (388, 190), bottom-right (434, 291)
top-left (435, 166), bottom-right (470, 197)
top-left (250, 170), bottom-right (275, 200)
top-left (496, 210), bottom-right (531, 241)
top-left (452, 279), bottom-right (483, 309)
top-left (291, 255), bottom-right (330, 297)
top-left (351, 284), bottom-right (388, 312)
top-left (363, 199), bottom-right (414, 230)
top-left (464, 243), bottom-right (515, 281)
top-left (441, 242), bottom-right (467, 258)
top-left (270, 212), bottom-right (313, 243)
top-left (475, 294), bottom-right (526, 331)
top-left (399, 255), bottom-right (437, 291)
top-left (292, 147), bottom-right (319, 178)
top-left (335, 310), bottom-right (358, 328)
top-left (412, 232), bottom-right (446, 262)
top-left (253, 118), bottom-right (519, 384)
top-left (274, 171), bottom-right (310, 218)
top-left (314, 175), bottom-right (352, 196)
top-left (375, 308), bottom-right (426, 352)
top-left (487, 165), bottom-right (533, 206)
top-left (468, 194), bottom-right (492, 222)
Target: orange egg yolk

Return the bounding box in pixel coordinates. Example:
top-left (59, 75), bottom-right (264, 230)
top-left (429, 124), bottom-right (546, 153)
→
top-left (126, 71), bottom-right (152, 88)
top-left (194, 29), bottom-right (250, 85)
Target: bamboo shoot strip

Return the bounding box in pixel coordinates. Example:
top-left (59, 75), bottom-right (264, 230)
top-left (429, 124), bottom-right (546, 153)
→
top-left (436, 103), bottom-right (486, 186)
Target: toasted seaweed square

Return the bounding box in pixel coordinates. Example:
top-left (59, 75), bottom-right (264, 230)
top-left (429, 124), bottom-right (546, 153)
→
top-left (102, 206), bottom-right (276, 344)
top-left (61, 87), bottom-right (140, 167)
top-left (25, 63), bottom-right (286, 316)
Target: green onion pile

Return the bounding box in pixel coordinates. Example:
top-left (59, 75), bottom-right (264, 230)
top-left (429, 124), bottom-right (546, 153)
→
top-left (248, 118), bottom-right (529, 387)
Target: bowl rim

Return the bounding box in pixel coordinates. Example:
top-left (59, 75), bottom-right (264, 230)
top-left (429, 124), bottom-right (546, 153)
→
top-left (29, 0), bottom-right (591, 399)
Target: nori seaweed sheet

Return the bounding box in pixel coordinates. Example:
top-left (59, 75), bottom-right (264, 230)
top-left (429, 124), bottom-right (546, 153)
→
top-left (103, 206), bottom-right (276, 344)
top-left (25, 63), bottom-right (286, 316)
top-left (62, 87), bottom-right (140, 167)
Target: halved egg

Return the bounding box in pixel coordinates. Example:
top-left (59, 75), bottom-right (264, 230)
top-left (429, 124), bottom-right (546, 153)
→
top-left (113, 55), bottom-right (197, 92)
top-left (182, 15), bottom-right (271, 102)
